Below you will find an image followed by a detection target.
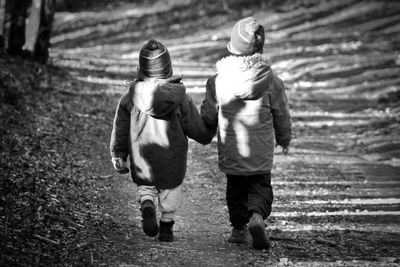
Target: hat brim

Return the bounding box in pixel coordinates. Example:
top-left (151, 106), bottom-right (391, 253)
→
top-left (227, 42), bottom-right (259, 56)
top-left (227, 42), bottom-right (243, 56)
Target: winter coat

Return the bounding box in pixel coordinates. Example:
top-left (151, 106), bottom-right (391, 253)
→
top-left (110, 77), bottom-right (214, 189)
top-left (201, 54), bottom-right (292, 175)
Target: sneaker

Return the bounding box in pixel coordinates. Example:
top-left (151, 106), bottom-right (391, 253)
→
top-left (141, 200), bottom-right (159, 237)
top-left (158, 220), bottom-right (174, 242)
top-left (228, 227), bottom-right (248, 244)
top-left (248, 212), bottom-right (270, 250)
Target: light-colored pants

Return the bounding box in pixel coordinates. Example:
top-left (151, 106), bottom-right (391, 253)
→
top-left (136, 185), bottom-right (181, 222)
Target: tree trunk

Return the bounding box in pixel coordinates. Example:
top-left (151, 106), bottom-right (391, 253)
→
top-left (0, 0), bottom-right (5, 49)
top-left (6, 0), bottom-right (31, 55)
top-left (4, 0), bottom-right (55, 63)
top-left (24, 0), bottom-right (41, 54)
top-left (25, 0), bottom-right (55, 63)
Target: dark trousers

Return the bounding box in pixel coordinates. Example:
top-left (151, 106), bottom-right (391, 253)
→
top-left (226, 172), bottom-right (273, 229)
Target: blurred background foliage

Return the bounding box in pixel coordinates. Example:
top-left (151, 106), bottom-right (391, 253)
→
top-left (55, 0), bottom-right (323, 12)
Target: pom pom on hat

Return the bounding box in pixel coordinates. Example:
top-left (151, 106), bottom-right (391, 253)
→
top-left (227, 17), bottom-right (265, 56)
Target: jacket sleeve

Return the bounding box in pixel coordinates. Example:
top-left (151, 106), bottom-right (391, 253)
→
top-left (200, 75), bottom-right (219, 129)
top-left (270, 76), bottom-right (292, 147)
top-left (110, 93), bottom-right (131, 159)
top-left (179, 94), bottom-right (216, 145)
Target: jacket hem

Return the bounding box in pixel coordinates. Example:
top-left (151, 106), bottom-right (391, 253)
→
top-left (132, 177), bottom-right (184, 190)
top-left (219, 167), bottom-right (272, 176)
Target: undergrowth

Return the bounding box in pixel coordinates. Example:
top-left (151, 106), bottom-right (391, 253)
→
top-left (0, 55), bottom-right (114, 266)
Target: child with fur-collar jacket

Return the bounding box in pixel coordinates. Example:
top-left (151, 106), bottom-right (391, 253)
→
top-left (201, 17), bottom-right (292, 250)
top-left (110, 39), bottom-right (214, 242)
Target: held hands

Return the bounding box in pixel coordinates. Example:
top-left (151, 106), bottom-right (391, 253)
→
top-left (112, 157), bottom-right (130, 174)
top-left (276, 144), bottom-right (290, 155)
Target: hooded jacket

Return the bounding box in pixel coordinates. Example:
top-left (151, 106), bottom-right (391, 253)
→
top-left (201, 54), bottom-right (292, 175)
top-left (110, 77), bottom-right (214, 189)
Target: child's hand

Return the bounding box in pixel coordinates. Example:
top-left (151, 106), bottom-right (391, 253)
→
top-left (282, 146), bottom-right (289, 155)
top-left (112, 157), bottom-right (130, 174)
top-left (276, 143), bottom-right (290, 155)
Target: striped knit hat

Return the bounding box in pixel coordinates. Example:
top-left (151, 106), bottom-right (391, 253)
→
top-left (227, 17), bottom-right (265, 56)
top-left (138, 39), bottom-right (172, 79)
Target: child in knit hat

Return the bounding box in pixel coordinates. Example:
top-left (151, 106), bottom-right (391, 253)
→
top-left (201, 17), bottom-right (292, 250)
top-left (110, 39), bottom-right (214, 242)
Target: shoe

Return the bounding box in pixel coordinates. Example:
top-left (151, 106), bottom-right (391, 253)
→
top-left (158, 220), bottom-right (174, 242)
top-left (141, 200), bottom-right (159, 237)
top-left (248, 212), bottom-right (270, 250)
top-left (228, 227), bottom-right (248, 244)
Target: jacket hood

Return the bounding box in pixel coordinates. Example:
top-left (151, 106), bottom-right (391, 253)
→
top-left (216, 54), bottom-right (274, 100)
top-left (130, 77), bottom-right (186, 117)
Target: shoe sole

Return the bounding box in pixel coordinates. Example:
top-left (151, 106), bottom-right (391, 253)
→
top-left (142, 206), bottom-right (159, 237)
top-left (158, 234), bottom-right (174, 242)
top-left (228, 232), bottom-right (247, 244)
top-left (248, 221), bottom-right (270, 250)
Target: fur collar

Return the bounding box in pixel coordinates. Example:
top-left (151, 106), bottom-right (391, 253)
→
top-left (216, 53), bottom-right (271, 73)
top-left (215, 53), bottom-right (273, 100)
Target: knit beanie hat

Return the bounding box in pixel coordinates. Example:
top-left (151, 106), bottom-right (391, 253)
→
top-left (138, 39), bottom-right (173, 79)
top-left (227, 17), bottom-right (265, 56)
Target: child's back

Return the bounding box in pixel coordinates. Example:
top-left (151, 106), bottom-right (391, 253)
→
top-left (203, 54), bottom-right (291, 175)
top-left (112, 76), bottom-right (210, 188)
top-left (201, 17), bottom-right (292, 250)
top-left (110, 39), bottom-right (213, 241)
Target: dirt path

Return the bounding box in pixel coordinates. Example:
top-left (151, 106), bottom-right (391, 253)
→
top-left (49, 1), bottom-right (400, 265)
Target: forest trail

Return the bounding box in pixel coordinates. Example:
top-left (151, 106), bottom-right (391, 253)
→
top-left (49, 0), bottom-right (400, 265)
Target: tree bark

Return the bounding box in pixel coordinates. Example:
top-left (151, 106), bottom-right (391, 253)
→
top-left (24, 0), bottom-right (55, 63)
top-left (6, 0), bottom-right (31, 55)
top-left (24, 0), bottom-right (41, 53)
top-left (35, 0), bottom-right (55, 63)
top-left (3, 0), bottom-right (55, 62)
top-left (0, 0), bottom-right (5, 49)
